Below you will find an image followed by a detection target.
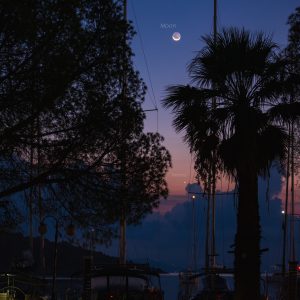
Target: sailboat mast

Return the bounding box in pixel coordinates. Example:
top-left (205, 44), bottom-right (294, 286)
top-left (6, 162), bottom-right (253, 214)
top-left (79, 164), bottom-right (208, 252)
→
top-left (210, 0), bottom-right (218, 268)
top-left (205, 178), bottom-right (211, 270)
top-left (214, 0), bottom-right (217, 42)
top-left (282, 123), bottom-right (290, 275)
top-left (287, 118), bottom-right (297, 300)
top-left (119, 0), bottom-right (128, 265)
top-left (192, 195), bottom-right (198, 271)
top-left (290, 120), bottom-right (295, 261)
top-left (124, 0), bottom-right (127, 19)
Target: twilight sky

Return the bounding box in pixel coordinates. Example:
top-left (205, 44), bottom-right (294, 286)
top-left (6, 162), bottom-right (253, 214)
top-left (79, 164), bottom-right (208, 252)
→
top-left (126, 0), bottom-right (300, 205)
top-left (99, 2), bottom-right (300, 277)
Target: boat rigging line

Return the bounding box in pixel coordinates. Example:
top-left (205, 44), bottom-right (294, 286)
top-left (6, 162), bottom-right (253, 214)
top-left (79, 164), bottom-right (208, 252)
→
top-left (130, 0), bottom-right (157, 110)
top-left (130, 0), bottom-right (159, 132)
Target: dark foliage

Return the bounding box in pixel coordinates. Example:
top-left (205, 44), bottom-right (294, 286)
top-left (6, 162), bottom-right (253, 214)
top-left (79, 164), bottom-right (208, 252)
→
top-left (0, 0), bottom-right (171, 241)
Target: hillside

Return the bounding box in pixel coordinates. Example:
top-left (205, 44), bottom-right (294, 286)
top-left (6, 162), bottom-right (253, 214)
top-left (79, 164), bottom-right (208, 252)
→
top-left (0, 232), bottom-right (117, 276)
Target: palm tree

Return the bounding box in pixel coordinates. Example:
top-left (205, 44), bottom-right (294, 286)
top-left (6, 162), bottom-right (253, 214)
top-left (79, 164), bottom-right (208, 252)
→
top-left (163, 28), bottom-right (291, 300)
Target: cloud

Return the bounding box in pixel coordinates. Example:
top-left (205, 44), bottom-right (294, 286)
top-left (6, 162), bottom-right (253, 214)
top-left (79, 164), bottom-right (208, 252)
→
top-left (185, 183), bottom-right (202, 194)
top-left (100, 167), bottom-right (290, 272)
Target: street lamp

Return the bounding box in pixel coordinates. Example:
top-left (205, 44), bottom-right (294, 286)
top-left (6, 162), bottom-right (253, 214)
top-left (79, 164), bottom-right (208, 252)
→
top-left (38, 216), bottom-right (75, 300)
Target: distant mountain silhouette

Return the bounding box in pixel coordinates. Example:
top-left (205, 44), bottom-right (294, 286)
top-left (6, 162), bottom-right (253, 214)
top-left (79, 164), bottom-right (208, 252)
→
top-left (0, 232), bottom-right (117, 276)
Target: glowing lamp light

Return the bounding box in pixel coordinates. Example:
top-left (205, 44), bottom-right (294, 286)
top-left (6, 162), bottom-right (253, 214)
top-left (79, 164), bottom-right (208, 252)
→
top-left (66, 223), bottom-right (75, 236)
top-left (297, 265), bottom-right (300, 272)
top-left (281, 210), bottom-right (285, 214)
top-left (38, 222), bottom-right (47, 235)
top-left (192, 195), bottom-right (196, 199)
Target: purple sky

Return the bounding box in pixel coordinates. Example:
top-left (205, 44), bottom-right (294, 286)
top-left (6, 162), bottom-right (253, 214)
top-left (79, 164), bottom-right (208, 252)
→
top-left (127, 1), bottom-right (299, 204)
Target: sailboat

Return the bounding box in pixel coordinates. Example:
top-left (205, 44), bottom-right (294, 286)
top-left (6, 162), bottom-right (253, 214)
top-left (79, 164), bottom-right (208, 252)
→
top-left (185, 187), bottom-right (235, 300)
top-left (268, 120), bottom-right (300, 299)
top-left (177, 193), bottom-right (201, 300)
top-left (87, 263), bottom-right (164, 300)
top-left (189, 273), bottom-right (234, 300)
top-left (177, 2), bottom-right (236, 298)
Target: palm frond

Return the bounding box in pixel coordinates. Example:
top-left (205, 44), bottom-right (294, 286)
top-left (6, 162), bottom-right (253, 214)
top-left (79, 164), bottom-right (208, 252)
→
top-left (257, 125), bottom-right (287, 176)
top-left (163, 85), bottom-right (217, 110)
top-left (268, 102), bottom-right (300, 123)
top-left (188, 28), bottom-right (277, 89)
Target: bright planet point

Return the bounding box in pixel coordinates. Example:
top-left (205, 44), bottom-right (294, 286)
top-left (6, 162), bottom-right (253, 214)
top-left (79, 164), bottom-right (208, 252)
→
top-left (172, 32), bottom-right (181, 42)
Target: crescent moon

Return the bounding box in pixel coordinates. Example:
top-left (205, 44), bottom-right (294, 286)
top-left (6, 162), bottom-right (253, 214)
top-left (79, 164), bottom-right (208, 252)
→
top-left (172, 32), bottom-right (181, 42)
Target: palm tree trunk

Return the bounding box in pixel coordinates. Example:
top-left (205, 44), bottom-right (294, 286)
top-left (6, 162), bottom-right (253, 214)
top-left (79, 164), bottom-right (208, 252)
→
top-left (235, 164), bottom-right (260, 300)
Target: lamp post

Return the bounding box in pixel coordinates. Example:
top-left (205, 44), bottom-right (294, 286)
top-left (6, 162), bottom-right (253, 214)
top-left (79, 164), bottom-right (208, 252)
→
top-left (39, 216), bottom-right (75, 300)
